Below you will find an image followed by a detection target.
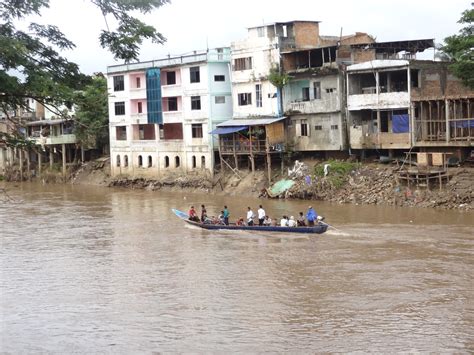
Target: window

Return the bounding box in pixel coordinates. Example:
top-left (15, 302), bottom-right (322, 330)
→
top-left (148, 156), bottom-right (152, 168)
top-left (136, 77), bottom-right (141, 88)
top-left (233, 57), bottom-right (252, 71)
top-left (124, 155), bottom-right (128, 167)
top-left (138, 124), bottom-right (155, 140)
top-left (302, 87), bottom-right (310, 102)
top-left (116, 155), bottom-right (121, 167)
top-left (201, 156), bottom-right (205, 169)
top-left (238, 93), bottom-right (252, 106)
top-left (192, 124), bottom-right (203, 138)
top-left (257, 27), bottom-right (265, 37)
top-left (256, 84), bottom-right (262, 107)
top-left (313, 82), bottom-right (321, 99)
top-left (167, 71), bottom-right (176, 85)
top-left (175, 156), bottom-right (180, 168)
top-left (314, 125), bottom-right (323, 131)
top-left (190, 66), bottom-right (200, 83)
top-left (326, 88), bottom-right (336, 93)
top-left (164, 156), bottom-right (169, 168)
top-left (137, 102), bottom-right (143, 114)
top-left (192, 156), bottom-right (197, 168)
top-left (301, 120), bottom-right (308, 136)
top-left (214, 75), bottom-right (225, 82)
top-left (138, 155), bottom-right (143, 167)
top-left (113, 75), bottom-right (124, 91)
top-left (163, 123), bottom-right (183, 140)
top-left (331, 124), bottom-right (339, 130)
top-left (167, 97), bottom-right (178, 111)
top-left (114, 102), bottom-right (125, 115)
top-left (215, 96), bottom-right (226, 104)
top-left (191, 96), bottom-right (201, 110)
top-left (116, 126), bottom-right (127, 140)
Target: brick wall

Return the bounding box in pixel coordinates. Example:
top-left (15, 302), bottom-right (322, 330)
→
top-left (294, 22), bottom-right (320, 48)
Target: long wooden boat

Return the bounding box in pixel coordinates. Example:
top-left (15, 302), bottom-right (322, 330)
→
top-left (172, 209), bottom-right (328, 234)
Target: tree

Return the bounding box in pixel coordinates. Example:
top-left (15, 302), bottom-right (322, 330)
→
top-left (73, 75), bottom-right (109, 153)
top-left (0, 0), bottom-right (168, 147)
top-left (441, 6), bottom-right (474, 89)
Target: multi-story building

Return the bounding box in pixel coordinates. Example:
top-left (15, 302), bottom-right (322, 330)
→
top-left (346, 41), bottom-right (473, 157)
top-left (231, 21), bottom-right (324, 119)
top-left (1, 99), bottom-right (78, 177)
top-left (107, 48), bottom-right (233, 178)
top-left (281, 31), bottom-right (374, 155)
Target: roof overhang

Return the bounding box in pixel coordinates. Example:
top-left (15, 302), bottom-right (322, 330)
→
top-left (217, 117), bottom-right (286, 127)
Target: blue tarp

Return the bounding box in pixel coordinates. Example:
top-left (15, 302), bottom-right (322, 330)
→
top-left (450, 120), bottom-right (474, 128)
top-left (392, 114), bottom-right (410, 133)
top-left (209, 126), bottom-right (247, 135)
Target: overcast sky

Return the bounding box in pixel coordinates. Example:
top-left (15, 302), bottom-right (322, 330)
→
top-left (25, 0), bottom-right (471, 74)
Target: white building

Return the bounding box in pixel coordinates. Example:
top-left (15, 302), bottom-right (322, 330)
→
top-left (230, 21), bottom-right (323, 119)
top-left (107, 48), bottom-right (232, 178)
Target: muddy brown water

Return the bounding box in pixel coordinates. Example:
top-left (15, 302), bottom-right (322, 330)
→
top-left (1, 182), bottom-right (473, 353)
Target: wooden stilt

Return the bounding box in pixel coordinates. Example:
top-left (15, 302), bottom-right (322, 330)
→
top-left (62, 143), bottom-right (66, 176)
top-left (38, 151), bottom-right (42, 177)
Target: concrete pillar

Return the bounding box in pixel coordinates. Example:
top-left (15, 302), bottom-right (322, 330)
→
top-left (26, 150), bottom-right (30, 180)
top-left (81, 146), bottom-right (85, 163)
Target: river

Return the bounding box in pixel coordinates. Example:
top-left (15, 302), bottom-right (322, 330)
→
top-left (1, 182), bottom-right (473, 353)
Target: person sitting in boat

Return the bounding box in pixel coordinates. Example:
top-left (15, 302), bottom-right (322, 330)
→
top-left (246, 207), bottom-right (255, 226)
top-left (280, 215), bottom-right (289, 227)
top-left (188, 206), bottom-right (200, 222)
top-left (236, 217), bottom-right (245, 226)
top-left (288, 216), bottom-right (296, 227)
top-left (306, 206), bottom-right (317, 226)
top-left (263, 215), bottom-right (272, 226)
top-left (217, 211), bottom-right (225, 224)
top-left (297, 212), bottom-right (306, 227)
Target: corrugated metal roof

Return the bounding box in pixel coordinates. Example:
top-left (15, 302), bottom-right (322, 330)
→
top-left (347, 60), bottom-right (409, 72)
top-left (217, 117), bottom-right (286, 127)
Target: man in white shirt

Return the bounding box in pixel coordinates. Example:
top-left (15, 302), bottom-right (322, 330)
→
top-left (257, 205), bottom-right (266, 226)
top-left (288, 216), bottom-right (296, 227)
top-left (246, 207), bottom-right (255, 226)
top-left (280, 215), bottom-right (289, 227)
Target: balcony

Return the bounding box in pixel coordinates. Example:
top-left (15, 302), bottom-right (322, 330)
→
top-left (130, 113), bottom-right (148, 124)
top-left (287, 96), bottom-right (340, 114)
top-left (129, 87), bottom-right (146, 100)
top-left (347, 92), bottom-right (410, 110)
top-left (162, 111), bottom-right (183, 124)
top-left (30, 134), bottom-right (77, 145)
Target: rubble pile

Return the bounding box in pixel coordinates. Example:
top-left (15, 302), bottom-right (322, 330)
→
top-left (286, 164), bottom-right (473, 210)
top-left (109, 175), bottom-right (213, 191)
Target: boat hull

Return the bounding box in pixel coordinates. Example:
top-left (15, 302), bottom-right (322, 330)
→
top-left (172, 209), bottom-right (328, 234)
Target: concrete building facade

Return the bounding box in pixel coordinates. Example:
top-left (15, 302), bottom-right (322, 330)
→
top-left (107, 48), bottom-right (232, 178)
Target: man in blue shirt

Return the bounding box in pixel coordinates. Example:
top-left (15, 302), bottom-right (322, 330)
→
top-left (306, 206), bottom-right (317, 226)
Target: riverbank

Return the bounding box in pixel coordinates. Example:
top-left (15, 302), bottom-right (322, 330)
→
top-left (3, 157), bottom-right (473, 211)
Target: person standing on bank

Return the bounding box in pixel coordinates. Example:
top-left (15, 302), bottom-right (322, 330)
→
top-left (223, 206), bottom-right (230, 225)
top-left (246, 207), bottom-right (255, 226)
top-left (306, 206), bottom-right (317, 226)
top-left (257, 204), bottom-right (266, 226)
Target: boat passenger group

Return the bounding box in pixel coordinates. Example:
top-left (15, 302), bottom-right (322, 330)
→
top-left (188, 205), bottom-right (323, 227)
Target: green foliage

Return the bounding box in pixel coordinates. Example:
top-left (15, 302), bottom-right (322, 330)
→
top-left (314, 160), bottom-right (360, 189)
top-left (441, 7), bottom-right (474, 89)
top-left (267, 64), bottom-right (290, 89)
top-left (0, 0), bottom-right (167, 131)
top-left (73, 75), bottom-right (109, 150)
